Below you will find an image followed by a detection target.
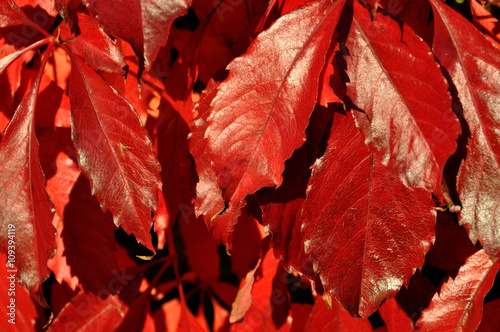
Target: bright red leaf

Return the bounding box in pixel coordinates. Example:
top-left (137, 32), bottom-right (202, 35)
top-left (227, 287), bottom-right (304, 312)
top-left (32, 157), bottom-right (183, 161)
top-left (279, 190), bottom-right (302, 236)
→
top-left (300, 111), bottom-right (436, 318)
top-left (430, 0), bottom-right (500, 259)
top-left (417, 250), bottom-right (500, 332)
top-left (340, 0), bottom-right (460, 196)
top-left (69, 55), bottom-right (162, 252)
top-left (194, 0), bottom-right (346, 245)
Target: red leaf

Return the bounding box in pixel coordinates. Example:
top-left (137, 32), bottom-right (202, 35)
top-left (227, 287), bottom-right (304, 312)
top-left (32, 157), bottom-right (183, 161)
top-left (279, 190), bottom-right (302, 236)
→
top-left (83, 0), bottom-right (192, 71)
top-left (60, 12), bottom-right (127, 75)
top-left (0, 45), bottom-right (56, 294)
top-left (417, 250), bottom-right (500, 332)
top-left (304, 296), bottom-right (373, 331)
top-left (69, 55), bottom-right (162, 252)
top-left (195, 0), bottom-right (346, 245)
top-left (429, 0), bottom-right (500, 258)
top-left (340, 0), bottom-right (460, 195)
top-left (300, 112), bottom-right (436, 318)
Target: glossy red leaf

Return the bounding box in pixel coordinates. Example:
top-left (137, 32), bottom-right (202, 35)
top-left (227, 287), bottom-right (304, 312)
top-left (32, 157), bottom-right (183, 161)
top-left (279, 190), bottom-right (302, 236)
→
top-left (300, 112), bottom-right (436, 318)
top-left (429, 0), bottom-right (500, 258)
top-left (0, 45), bottom-right (56, 294)
top-left (417, 250), bottom-right (500, 332)
top-left (196, 0), bottom-right (346, 245)
top-left (60, 12), bottom-right (127, 75)
top-left (69, 55), bottom-right (162, 252)
top-left (340, 0), bottom-right (460, 195)
top-left (83, 0), bottom-right (192, 71)
top-left (304, 296), bottom-right (373, 332)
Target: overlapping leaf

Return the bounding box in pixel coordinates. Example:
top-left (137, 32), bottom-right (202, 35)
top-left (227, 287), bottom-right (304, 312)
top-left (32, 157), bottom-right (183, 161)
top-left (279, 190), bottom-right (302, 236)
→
top-left (340, 0), bottom-right (460, 195)
top-left (83, 0), bottom-right (192, 71)
top-left (300, 112), bottom-right (436, 318)
top-left (0, 46), bottom-right (56, 294)
top-left (417, 250), bottom-right (500, 331)
top-left (429, 0), bottom-right (500, 258)
top-left (193, 0), bottom-right (346, 245)
top-left (69, 55), bottom-right (162, 252)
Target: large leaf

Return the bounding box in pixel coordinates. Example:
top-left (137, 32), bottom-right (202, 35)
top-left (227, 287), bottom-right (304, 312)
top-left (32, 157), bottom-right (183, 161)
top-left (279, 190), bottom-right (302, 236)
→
top-left (69, 55), bottom-right (162, 252)
top-left (417, 250), bottom-right (500, 332)
top-left (340, 0), bottom-right (460, 195)
top-left (429, 0), bottom-right (500, 258)
top-left (300, 112), bottom-right (436, 318)
top-left (195, 0), bottom-right (346, 245)
top-left (0, 45), bottom-right (56, 294)
top-left (83, 0), bottom-right (192, 71)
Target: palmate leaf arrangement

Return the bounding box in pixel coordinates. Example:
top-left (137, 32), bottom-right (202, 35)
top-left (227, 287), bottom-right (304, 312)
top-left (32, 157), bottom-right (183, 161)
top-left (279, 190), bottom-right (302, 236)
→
top-left (0, 0), bottom-right (499, 330)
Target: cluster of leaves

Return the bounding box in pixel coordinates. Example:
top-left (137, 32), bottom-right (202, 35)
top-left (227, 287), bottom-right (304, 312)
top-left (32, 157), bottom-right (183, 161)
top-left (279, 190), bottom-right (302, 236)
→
top-left (0, 0), bottom-right (500, 330)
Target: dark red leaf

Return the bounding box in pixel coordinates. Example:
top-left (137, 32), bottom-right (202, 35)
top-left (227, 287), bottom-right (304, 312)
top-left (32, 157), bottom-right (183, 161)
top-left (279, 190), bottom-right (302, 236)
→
top-left (0, 45), bottom-right (56, 294)
top-left (194, 0), bottom-right (346, 245)
top-left (300, 112), bottom-right (436, 317)
top-left (69, 55), bottom-right (162, 252)
top-left (340, 0), bottom-right (460, 196)
top-left (60, 12), bottom-right (127, 75)
top-left (429, 0), bottom-right (500, 258)
top-left (417, 250), bottom-right (500, 332)
top-left (83, 0), bottom-right (192, 71)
